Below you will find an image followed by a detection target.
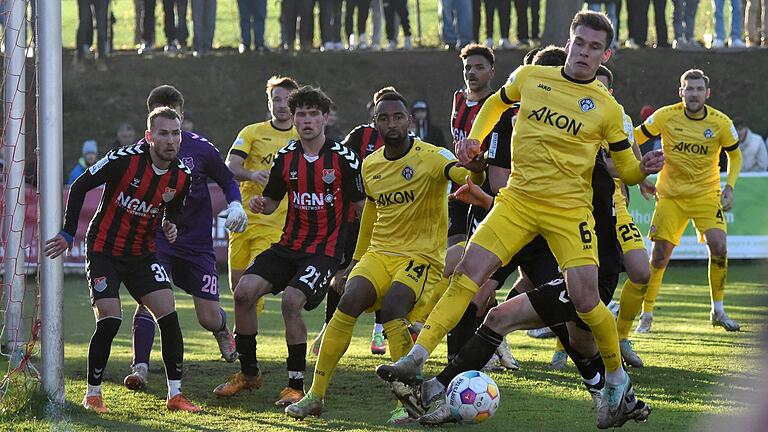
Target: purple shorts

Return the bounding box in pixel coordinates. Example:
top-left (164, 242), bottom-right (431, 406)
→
top-left (158, 252), bottom-right (219, 301)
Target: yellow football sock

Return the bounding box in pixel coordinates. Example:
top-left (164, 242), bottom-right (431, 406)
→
top-left (554, 337), bottom-right (564, 352)
top-left (418, 272), bottom-right (479, 354)
top-left (576, 302), bottom-right (622, 372)
top-left (709, 255), bottom-right (727, 303)
top-left (383, 318), bottom-right (415, 362)
top-left (616, 279), bottom-right (648, 339)
top-left (309, 310), bottom-right (357, 399)
top-left (642, 264), bottom-right (667, 314)
top-left (410, 275), bottom-right (450, 324)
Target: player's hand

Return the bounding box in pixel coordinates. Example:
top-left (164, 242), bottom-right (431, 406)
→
top-left (455, 138), bottom-right (482, 166)
top-left (640, 149), bottom-right (665, 174)
top-left (721, 185), bottom-right (734, 211)
top-left (249, 170), bottom-right (270, 185)
top-left (639, 179), bottom-right (657, 201)
top-left (162, 220), bottom-right (178, 243)
top-left (331, 262), bottom-right (355, 295)
top-left (222, 201), bottom-right (248, 233)
top-left (459, 154), bottom-right (487, 173)
top-left (449, 176), bottom-right (494, 209)
top-left (249, 195), bottom-right (267, 214)
top-left (43, 233), bottom-right (71, 259)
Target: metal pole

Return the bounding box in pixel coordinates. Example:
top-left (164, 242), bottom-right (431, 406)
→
top-left (38, 0), bottom-right (65, 403)
top-left (3, 0), bottom-right (28, 370)
top-left (415, 0), bottom-right (422, 47)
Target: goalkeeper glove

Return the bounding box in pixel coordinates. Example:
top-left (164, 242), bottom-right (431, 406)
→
top-left (221, 201), bottom-right (248, 233)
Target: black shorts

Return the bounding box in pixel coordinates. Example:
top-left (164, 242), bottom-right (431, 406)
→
top-left (86, 251), bottom-right (172, 305)
top-left (245, 244), bottom-right (340, 311)
top-left (504, 235), bottom-right (560, 287)
top-left (448, 199), bottom-right (469, 238)
top-left (526, 271), bottom-right (620, 331)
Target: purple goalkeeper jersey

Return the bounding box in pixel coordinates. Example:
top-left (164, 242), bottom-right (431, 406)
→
top-left (150, 130), bottom-right (241, 255)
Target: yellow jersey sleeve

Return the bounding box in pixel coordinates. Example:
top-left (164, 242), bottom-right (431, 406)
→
top-left (468, 65), bottom-right (529, 144)
top-left (230, 126), bottom-right (254, 158)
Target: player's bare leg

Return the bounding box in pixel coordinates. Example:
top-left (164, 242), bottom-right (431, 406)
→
top-left (276, 287), bottom-right (311, 407)
top-left (141, 289), bottom-right (201, 412)
top-left (287, 276), bottom-right (379, 419)
top-left (636, 240), bottom-right (674, 333)
top-left (214, 275), bottom-right (272, 396)
top-left (193, 296), bottom-right (238, 362)
top-left (84, 298), bottom-right (122, 413)
top-left (376, 243), bottom-right (501, 384)
top-left (703, 228), bottom-right (739, 330)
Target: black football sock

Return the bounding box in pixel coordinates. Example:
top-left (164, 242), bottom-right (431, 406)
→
top-left (447, 302), bottom-right (478, 361)
top-left (235, 332), bottom-right (260, 376)
top-left (437, 324), bottom-right (503, 387)
top-left (87, 317), bottom-right (122, 386)
top-left (287, 343), bottom-right (307, 390)
top-left (324, 288), bottom-right (342, 324)
top-left (549, 324), bottom-right (600, 383)
top-left (157, 312), bottom-right (184, 381)
top-left (505, 287), bottom-right (521, 301)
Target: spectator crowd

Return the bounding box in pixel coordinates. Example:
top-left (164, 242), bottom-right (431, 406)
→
top-left (72, 0), bottom-right (768, 71)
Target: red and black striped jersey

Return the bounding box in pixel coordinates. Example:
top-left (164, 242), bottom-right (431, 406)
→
top-left (263, 139), bottom-right (365, 260)
top-left (63, 143), bottom-right (192, 257)
top-left (342, 123), bottom-right (384, 159)
top-left (450, 89), bottom-right (516, 169)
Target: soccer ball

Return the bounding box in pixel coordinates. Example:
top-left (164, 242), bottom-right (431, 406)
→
top-left (446, 370), bottom-right (501, 424)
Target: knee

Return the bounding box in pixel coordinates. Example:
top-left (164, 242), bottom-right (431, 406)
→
top-left (631, 267), bottom-right (651, 285)
top-left (281, 290), bottom-right (306, 316)
top-left (650, 253), bottom-right (668, 270)
top-left (483, 305), bottom-right (508, 333)
top-left (234, 280), bottom-right (259, 307)
top-left (709, 242), bottom-right (727, 258)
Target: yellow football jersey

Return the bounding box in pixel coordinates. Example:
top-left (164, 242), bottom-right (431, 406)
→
top-left (355, 139), bottom-right (458, 269)
top-left (635, 102), bottom-right (738, 198)
top-left (470, 65), bottom-right (630, 209)
top-left (229, 120), bottom-right (299, 228)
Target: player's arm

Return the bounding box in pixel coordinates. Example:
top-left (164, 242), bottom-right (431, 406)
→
top-left (352, 197), bottom-right (376, 262)
top-left (633, 116), bottom-right (661, 146)
top-left (722, 133), bottom-right (742, 211)
top-left (207, 146), bottom-right (248, 232)
top-left (450, 176), bottom-right (494, 209)
top-left (488, 166), bottom-right (509, 195)
top-left (609, 140), bottom-right (664, 185)
top-left (485, 110), bottom-right (513, 194)
top-left (446, 161), bottom-right (486, 186)
top-left (45, 152), bottom-right (119, 258)
top-left (252, 151), bottom-right (287, 215)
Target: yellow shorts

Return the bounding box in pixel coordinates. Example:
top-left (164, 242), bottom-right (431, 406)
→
top-left (349, 251), bottom-right (441, 318)
top-left (228, 226), bottom-right (282, 271)
top-left (615, 202), bottom-right (646, 254)
top-left (649, 193), bottom-right (726, 245)
top-left (469, 191), bottom-right (598, 270)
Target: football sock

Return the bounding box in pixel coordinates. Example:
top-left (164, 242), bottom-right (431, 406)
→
top-left (131, 309), bottom-right (155, 367)
top-left (287, 343), bottom-right (307, 390)
top-left (436, 324), bottom-right (503, 388)
top-left (418, 272), bottom-right (479, 354)
top-left (575, 303), bottom-right (623, 375)
top-left (617, 278), bottom-right (647, 339)
top-left (447, 303), bottom-right (478, 361)
top-left (325, 288), bottom-right (341, 324)
top-left (310, 310), bottom-right (356, 399)
top-left (167, 379), bottom-right (181, 398)
top-left (383, 318), bottom-right (414, 362)
top-left (86, 384), bottom-right (103, 397)
top-left (234, 333), bottom-right (259, 376)
top-left (421, 378), bottom-right (446, 406)
top-left (642, 264), bottom-right (667, 314)
top-left (88, 317), bottom-right (121, 386)
top-left (709, 255), bottom-right (727, 310)
top-left (157, 312), bottom-right (184, 381)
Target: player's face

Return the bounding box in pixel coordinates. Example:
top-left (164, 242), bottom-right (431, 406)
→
top-left (679, 78), bottom-right (710, 114)
top-left (463, 55), bottom-right (494, 93)
top-left (293, 105), bottom-right (328, 141)
top-left (565, 26), bottom-right (612, 80)
top-left (269, 86), bottom-right (293, 123)
top-left (374, 100), bottom-right (411, 145)
top-left (148, 117), bottom-right (182, 162)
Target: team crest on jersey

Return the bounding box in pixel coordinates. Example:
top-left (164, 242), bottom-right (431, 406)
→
top-left (162, 187), bottom-right (177, 202)
top-left (703, 128), bottom-right (714, 139)
top-left (402, 166), bottom-right (415, 180)
top-left (579, 97), bottom-right (596, 112)
top-left (322, 169), bottom-right (336, 184)
top-left (182, 157), bottom-right (195, 170)
top-left (93, 276), bottom-right (107, 293)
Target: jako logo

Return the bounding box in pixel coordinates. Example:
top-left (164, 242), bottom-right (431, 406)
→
top-left (673, 142), bottom-right (708, 155)
top-left (117, 192), bottom-right (157, 216)
top-left (527, 106), bottom-right (583, 136)
top-left (376, 190), bottom-right (415, 206)
top-left (292, 192), bottom-right (329, 207)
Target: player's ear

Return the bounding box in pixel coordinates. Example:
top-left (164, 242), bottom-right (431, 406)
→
top-left (705, 88), bottom-right (711, 99)
top-left (145, 130), bottom-right (151, 143)
top-left (601, 47), bottom-right (612, 63)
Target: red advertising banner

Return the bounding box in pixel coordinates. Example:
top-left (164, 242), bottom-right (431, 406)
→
top-left (0, 184), bottom-right (230, 269)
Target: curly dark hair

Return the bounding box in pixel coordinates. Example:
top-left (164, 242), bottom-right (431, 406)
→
top-left (288, 86), bottom-right (333, 114)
